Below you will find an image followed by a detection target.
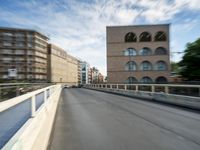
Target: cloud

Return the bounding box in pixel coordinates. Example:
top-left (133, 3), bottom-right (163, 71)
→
top-left (0, 0), bottom-right (200, 75)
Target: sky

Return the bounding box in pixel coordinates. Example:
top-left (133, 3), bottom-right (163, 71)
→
top-left (0, 0), bottom-right (200, 75)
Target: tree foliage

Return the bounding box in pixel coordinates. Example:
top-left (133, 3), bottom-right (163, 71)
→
top-left (171, 62), bottom-right (180, 73)
top-left (179, 38), bottom-right (200, 80)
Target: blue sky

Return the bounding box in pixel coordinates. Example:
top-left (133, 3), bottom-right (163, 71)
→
top-left (0, 0), bottom-right (200, 75)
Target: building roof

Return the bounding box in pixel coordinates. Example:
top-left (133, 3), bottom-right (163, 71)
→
top-left (0, 26), bottom-right (49, 40)
top-left (106, 23), bottom-right (170, 28)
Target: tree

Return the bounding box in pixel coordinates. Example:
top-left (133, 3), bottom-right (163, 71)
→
top-left (179, 38), bottom-right (200, 81)
top-left (171, 62), bottom-right (180, 74)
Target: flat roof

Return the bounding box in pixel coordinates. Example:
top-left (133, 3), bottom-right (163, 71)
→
top-left (106, 23), bottom-right (170, 28)
top-left (0, 26), bottom-right (49, 39)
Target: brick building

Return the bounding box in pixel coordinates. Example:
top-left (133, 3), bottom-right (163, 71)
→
top-left (107, 24), bottom-right (171, 83)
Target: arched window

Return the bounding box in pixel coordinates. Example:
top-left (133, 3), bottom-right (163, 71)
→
top-left (155, 31), bottom-right (167, 41)
top-left (156, 61), bottom-right (167, 71)
top-left (139, 47), bottom-right (152, 56)
top-left (125, 61), bottom-right (137, 71)
top-left (127, 77), bottom-right (137, 84)
top-left (125, 32), bottom-right (137, 42)
top-left (155, 76), bottom-right (168, 83)
top-left (124, 48), bottom-right (137, 56)
top-left (140, 76), bottom-right (153, 83)
top-left (155, 47), bottom-right (167, 55)
top-left (139, 32), bottom-right (151, 42)
top-left (140, 61), bottom-right (152, 71)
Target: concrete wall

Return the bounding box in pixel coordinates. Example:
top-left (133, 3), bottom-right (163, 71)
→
top-left (86, 87), bottom-right (200, 111)
top-left (2, 85), bottom-right (62, 150)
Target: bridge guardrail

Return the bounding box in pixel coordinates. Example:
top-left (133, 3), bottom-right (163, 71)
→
top-left (85, 84), bottom-right (200, 110)
top-left (0, 83), bottom-right (54, 102)
top-left (0, 84), bottom-right (61, 149)
top-left (86, 83), bottom-right (200, 97)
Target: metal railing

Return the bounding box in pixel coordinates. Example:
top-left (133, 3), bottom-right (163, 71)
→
top-left (0, 83), bottom-right (54, 102)
top-left (86, 83), bottom-right (200, 97)
top-left (0, 84), bottom-right (60, 149)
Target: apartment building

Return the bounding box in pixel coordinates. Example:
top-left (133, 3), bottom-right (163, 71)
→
top-left (0, 27), bottom-right (48, 82)
top-left (77, 59), bottom-right (82, 85)
top-left (47, 44), bottom-right (78, 85)
top-left (107, 24), bottom-right (171, 83)
top-left (91, 67), bottom-right (99, 84)
top-left (98, 73), bottom-right (104, 83)
top-left (80, 61), bottom-right (90, 84)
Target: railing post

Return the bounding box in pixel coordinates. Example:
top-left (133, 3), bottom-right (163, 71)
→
top-left (151, 85), bottom-right (155, 93)
top-left (116, 84), bottom-right (119, 89)
top-left (49, 88), bottom-right (51, 96)
top-left (125, 85), bottom-right (127, 91)
top-left (135, 85), bottom-right (138, 91)
top-left (44, 89), bottom-right (47, 103)
top-left (165, 86), bottom-right (169, 94)
top-left (16, 86), bottom-right (20, 96)
top-left (31, 95), bottom-right (36, 117)
top-left (110, 84), bottom-right (112, 89)
top-left (0, 88), bottom-right (1, 100)
top-left (199, 88), bottom-right (200, 97)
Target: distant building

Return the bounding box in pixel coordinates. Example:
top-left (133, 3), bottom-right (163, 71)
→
top-left (80, 61), bottom-right (90, 84)
top-left (98, 73), bottom-right (104, 83)
top-left (107, 24), bottom-right (171, 83)
top-left (0, 27), bottom-right (48, 82)
top-left (47, 44), bottom-right (78, 85)
top-left (67, 54), bottom-right (79, 85)
top-left (77, 59), bottom-right (82, 85)
top-left (89, 67), bottom-right (92, 84)
top-left (91, 67), bottom-right (99, 83)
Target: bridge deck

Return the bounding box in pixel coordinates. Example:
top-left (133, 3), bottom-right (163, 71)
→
top-left (48, 88), bottom-right (200, 150)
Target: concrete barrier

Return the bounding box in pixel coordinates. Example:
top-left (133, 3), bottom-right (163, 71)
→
top-left (86, 87), bottom-right (200, 111)
top-left (1, 84), bottom-right (62, 150)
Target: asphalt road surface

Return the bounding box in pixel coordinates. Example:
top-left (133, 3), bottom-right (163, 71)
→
top-left (48, 88), bottom-right (200, 150)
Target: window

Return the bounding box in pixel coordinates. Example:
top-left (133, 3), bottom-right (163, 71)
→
top-left (125, 32), bottom-right (137, 42)
top-left (156, 61), bottom-right (167, 70)
top-left (140, 76), bottom-right (153, 83)
top-left (28, 43), bottom-right (33, 48)
top-left (140, 61), bottom-right (152, 70)
top-left (3, 42), bottom-right (12, 46)
top-left (27, 34), bottom-right (34, 41)
top-left (139, 47), bottom-right (152, 56)
top-left (125, 61), bottom-right (137, 71)
top-left (3, 32), bottom-right (13, 36)
top-left (155, 47), bottom-right (167, 55)
top-left (15, 33), bottom-right (24, 37)
top-left (15, 50), bottom-right (24, 55)
top-left (124, 48), bottom-right (137, 56)
top-left (155, 31), bottom-right (167, 41)
top-left (16, 42), bottom-right (24, 47)
top-left (127, 77), bottom-right (137, 83)
top-left (139, 32), bottom-right (151, 42)
top-left (155, 76), bottom-right (168, 83)
top-left (82, 67), bottom-right (86, 71)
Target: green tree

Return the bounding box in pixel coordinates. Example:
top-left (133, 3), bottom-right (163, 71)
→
top-left (179, 38), bottom-right (200, 80)
top-left (171, 62), bottom-right (180, 74)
